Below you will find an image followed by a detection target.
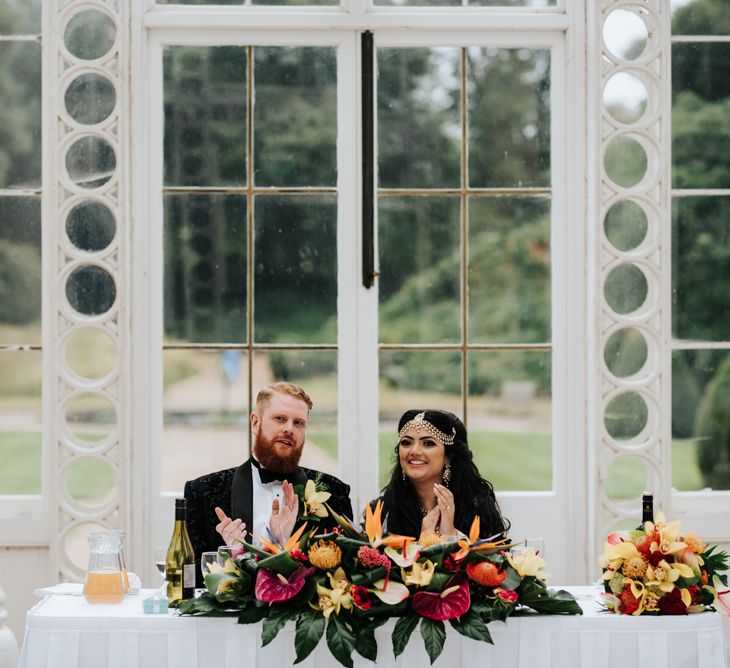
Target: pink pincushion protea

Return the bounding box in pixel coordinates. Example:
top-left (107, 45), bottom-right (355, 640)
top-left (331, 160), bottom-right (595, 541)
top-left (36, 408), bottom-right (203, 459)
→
top-left (358, 545), bottom-right (391, 570)
top-left (255, 566), bottom-right (314, 604)
top-left (411, 577), bottom-right (471, 621)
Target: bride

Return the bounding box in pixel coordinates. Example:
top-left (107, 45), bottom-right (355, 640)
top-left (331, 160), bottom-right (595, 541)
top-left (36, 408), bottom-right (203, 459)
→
top-left (371, 409), bottom-right (509, 542)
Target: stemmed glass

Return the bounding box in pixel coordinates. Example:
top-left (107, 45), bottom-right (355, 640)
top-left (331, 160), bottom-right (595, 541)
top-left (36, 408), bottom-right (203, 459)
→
top-left (154, 546), bottom-right (167, 593)
top-left (200, 552), bottom-right (219, 578)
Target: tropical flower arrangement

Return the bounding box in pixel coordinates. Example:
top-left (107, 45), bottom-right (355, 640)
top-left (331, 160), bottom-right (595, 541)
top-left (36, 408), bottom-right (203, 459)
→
top-left (600, 513), bottom-right (730, 616)
top-left (180, 500), bottom-right (582, 667)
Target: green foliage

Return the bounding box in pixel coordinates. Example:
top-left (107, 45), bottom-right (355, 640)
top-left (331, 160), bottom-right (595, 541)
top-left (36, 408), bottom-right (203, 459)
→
top-left (294, 610), bottom-right (326, 663)
top-left (0, 240), bottom-right (41, 326)
top-left (694, 355), bottom-right (730, 489)
top-left (672, 0), bottom-right (730, 36)
top-left (449, 609), bottom-right (493, 644)
top-left (419, 617), bottom-right (446, 665)
top-left (325, 614), bottom-right (356, 668)
top-left (391, 614), bottom-right (419, 657)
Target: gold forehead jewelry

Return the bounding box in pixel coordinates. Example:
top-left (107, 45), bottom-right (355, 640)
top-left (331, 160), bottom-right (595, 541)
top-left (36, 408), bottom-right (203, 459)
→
top-left (398, 412), bottom-right (456, 446)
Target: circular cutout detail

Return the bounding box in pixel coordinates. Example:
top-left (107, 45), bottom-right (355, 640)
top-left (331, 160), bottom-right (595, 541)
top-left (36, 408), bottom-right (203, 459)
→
top-left (604, 136), bottom-right (648, 189)
top-left (66, 264), bottom-right (116, 316)
top-left (66, 200), bottom-right (116, 252)
top-left (604, 328), bottom-right (649, 378)
top-left (65, 328), bottom-right (116, 380)
top-left (605, 392), bottom-right (649, 441)
top-left (65, 392), bottom-right (117, 445)
top-left (604, 72), bottom-right (649, 124)
top-left (604, 263), bottom-right (648, 315)
top-left (63, 522), bottom-right (108, 572)
top-left (66, 136), bottom-right (116, 189)
top-left (606, 455), bottom-right (649, 501)
top-left (64, 10), bottom-right (116, 61)
top-left (604, 200), bottom-right (648, 252)
top-left (603, 8), bottom-right (650, 62)
top-left (65, 73), bottom-right (116, 125)
top-left (65, 457), bottom-right (117, 507)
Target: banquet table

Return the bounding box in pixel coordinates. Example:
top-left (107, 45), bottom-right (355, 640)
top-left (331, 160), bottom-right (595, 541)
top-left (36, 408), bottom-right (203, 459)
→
top-left (18, 586), bottom-right (726, 668)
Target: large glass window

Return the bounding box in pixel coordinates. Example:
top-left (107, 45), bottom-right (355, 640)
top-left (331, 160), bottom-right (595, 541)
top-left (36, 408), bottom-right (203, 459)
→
top-left (376, 46), bottom-right (552, 491)
top-left (671, 0), bottom-right (730, 491)
top-left (162, 45), bottom-right (339, 491)
top-left (0, 0), bottom-right (42, 496)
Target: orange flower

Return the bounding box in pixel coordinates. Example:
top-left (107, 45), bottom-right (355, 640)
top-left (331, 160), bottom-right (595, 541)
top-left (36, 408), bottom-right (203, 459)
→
top-left (466, 561), bottom-right (506, 587)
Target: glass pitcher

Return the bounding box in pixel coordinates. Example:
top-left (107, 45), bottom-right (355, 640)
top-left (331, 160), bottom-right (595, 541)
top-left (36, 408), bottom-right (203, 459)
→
top-left (83, 531), bottom-right (125, 604)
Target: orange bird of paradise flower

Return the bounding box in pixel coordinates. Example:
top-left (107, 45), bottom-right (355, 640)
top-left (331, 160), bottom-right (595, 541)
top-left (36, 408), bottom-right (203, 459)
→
top-left (365, 500), bottom-right (416, 548)
top-left (258, 522), bottom-right (309, 555)
top-left (454, 517), bottom-right (511, 561)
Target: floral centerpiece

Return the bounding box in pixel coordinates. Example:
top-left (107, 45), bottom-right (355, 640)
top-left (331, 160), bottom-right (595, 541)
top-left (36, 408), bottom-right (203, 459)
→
top-left (180, 501), bottom-right (581, 666)
top-left (599, 513), bottom-right (729, 616)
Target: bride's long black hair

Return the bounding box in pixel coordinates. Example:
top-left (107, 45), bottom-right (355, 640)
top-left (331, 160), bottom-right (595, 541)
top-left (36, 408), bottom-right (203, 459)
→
top-left (380, 409), bottom-right (510, 539)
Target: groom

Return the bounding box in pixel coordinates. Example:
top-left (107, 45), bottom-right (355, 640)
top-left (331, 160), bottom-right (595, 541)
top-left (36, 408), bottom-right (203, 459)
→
top-left (184, 382), bottom-right (353, 586)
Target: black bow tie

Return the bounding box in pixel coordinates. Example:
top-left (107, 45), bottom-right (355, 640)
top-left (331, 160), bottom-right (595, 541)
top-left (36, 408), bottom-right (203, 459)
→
top-left (252, 458), bottom-right (294, 485)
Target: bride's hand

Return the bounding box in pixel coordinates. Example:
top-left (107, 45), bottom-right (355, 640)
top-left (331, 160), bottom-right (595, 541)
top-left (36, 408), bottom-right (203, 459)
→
top-left (434, 483), bottom-right (456, 539)
top-left (421, 505), bottom-right (441, 535)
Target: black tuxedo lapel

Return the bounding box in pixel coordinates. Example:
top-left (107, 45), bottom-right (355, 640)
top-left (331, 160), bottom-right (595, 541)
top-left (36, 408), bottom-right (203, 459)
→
top-left (230, 459), bottom-right (254, 535)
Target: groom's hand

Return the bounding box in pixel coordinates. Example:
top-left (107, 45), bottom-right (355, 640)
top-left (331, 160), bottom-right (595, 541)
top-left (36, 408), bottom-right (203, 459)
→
top-left (269, 481), bottom-right (298, 546)
top-left (215, 506), bottom-right (247, 546)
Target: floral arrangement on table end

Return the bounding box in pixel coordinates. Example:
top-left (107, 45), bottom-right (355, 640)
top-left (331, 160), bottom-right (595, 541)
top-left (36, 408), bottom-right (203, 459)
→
top-left (600, 512), bottom-right (730, 616)
top-left (180, 500), bottom-right (582, 667)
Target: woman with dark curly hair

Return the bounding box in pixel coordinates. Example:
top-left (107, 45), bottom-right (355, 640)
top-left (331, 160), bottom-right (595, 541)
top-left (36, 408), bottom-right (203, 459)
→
top-left (373, 409), bottom-right (509, 541)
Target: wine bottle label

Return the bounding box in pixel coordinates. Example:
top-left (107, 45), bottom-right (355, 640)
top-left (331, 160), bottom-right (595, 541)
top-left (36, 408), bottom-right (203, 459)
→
top-left (183, 563), bottom-right (195, 589)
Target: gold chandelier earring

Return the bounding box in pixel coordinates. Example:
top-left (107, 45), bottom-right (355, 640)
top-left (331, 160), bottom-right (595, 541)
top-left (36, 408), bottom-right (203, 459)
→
top-left (442, 461), bottom-right (451, 487)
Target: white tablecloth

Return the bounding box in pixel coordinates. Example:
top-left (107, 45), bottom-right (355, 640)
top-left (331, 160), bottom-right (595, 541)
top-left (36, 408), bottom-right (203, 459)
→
top-left (19, 586), bottom-right (726, 668)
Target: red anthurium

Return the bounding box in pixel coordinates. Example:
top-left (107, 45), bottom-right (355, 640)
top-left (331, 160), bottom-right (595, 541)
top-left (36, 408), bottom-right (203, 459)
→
top-left (255, 566), bottom-right (314, 604)
top-left (411, 577), bottom-right (471, 621)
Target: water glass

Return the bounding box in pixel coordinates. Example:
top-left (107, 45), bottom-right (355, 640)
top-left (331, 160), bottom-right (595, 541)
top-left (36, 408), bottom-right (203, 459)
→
top-left (217, 545), bottom-right (234, 566)
top-left (200, 551), bottom-right (219, 576)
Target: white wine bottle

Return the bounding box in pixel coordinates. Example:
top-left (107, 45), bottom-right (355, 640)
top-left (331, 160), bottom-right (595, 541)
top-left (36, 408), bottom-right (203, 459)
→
top-left (636, 492), bottom-right (654, 531)
top-left (166, 498), bottom-right (195, 606)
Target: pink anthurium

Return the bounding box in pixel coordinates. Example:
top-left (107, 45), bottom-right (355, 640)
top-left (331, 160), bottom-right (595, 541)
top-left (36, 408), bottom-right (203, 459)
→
top-left (411, 577), bottom-right (471, 621)
top-left (607, 532), bottom-right (624, 545)
top-left (255, 566), bottom-right (314, 604)
top-left (371, 578), bottom-right (409, 605)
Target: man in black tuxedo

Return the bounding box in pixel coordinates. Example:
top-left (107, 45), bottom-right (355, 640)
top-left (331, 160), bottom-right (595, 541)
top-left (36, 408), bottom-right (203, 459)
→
top-left (184, 382), bottom-right (353, 586)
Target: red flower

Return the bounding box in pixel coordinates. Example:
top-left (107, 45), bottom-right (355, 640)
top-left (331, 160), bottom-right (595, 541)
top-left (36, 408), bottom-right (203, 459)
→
top-left (290, 549), bottom-right (308, 563)
top-left (351, 585), bottom-right (372, 611)
top-left (618, 585), bottom-right (640, 615)
top-left (442, 554), bottom-right (460, 572)
top-left (466, 561), bottom-right (507, 588)
top-left (411, 577), bottom-right (471, 621)
top-left (495, 588), bottom-right (518, 603)
top-left (646, 550), bottom-right (666, 568)
top-left (658, 587), bottom-right (688, 615)
top-left (688, 585), bottom-right (702, 605)
top-left (231, 544), bottom-right (245, 559)
top-left (255, 566), bottom-right (314, 604)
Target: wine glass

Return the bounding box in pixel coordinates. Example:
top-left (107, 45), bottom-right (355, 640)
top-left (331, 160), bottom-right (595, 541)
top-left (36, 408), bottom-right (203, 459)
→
top-left (200, 551), bottom-right (219, 578)
top-left (217, 545), bottom-right (234, 566)
top-left (154, 546), bottom-right (167, 592)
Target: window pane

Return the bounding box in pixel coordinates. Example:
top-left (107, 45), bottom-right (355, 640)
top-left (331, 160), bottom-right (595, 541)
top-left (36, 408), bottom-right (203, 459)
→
top-left (254, 195), bottom-right (336, 344)
top-left (164, 46), bottom-right (247, 187)
top-left (468, 48), bottom-right (550, 188)
top-left (254, 47), bottom-right (336, 187)
top-left (264, 350), bottom-right (338, 475)
top-left (0, 42), bottom-right (41, 189)
top-left (672, 350), bottom-right (730, 491)
top-left (672, 44), bottom-right (730, 189)
top-left (672, 197), bottom-right (730, 342)
top-left (379, 350), bottom-right (461, 487)
top-left (468, 350), bottom-right (551, 491)
top-left (0, 0), bottom-right (41, 34)
top-left (375, 0), bottom-right (552, 6)
top-left (0, 350), bottom-right (41, 495)
top-left (0, 196), bottom-right (41, 345)
top-left (377, 48), bottom-right (461, 188)
top-left (164, 195), bottom-right (247, 344)
top-left (163, 350), bottom-right (248, 493)
top-left (379, 196), bottom-right (460, 344)
top-left (672, 0), bottom-right (730, 35)
top-left (468, 196), bottom-right (550, 343)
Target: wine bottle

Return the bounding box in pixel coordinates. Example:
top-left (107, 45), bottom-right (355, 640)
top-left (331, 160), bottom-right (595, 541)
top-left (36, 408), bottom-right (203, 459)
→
top-left (166, 498), bottom-right (196, 606)
top-left (636, 492), bottom-right (653, 531)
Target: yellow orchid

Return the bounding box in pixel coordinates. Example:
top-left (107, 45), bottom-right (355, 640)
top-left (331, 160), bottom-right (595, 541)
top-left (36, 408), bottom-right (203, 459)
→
top-left (310, 567), bottom-right (352, 618)
top-left (645, 512), bottom-right (686, 554)
top-left (364, 500), bottom-right (415, 549)
top-left (401, 559), bottom-right (436, 587)
top-left (506, 548), bottom-right (550, 581)
top-left (601, 539), bottom-right (641, 574)
top-left (303, 479), bottom-right (331, 518)
top-left (644, 558), bottom-right (695, 593)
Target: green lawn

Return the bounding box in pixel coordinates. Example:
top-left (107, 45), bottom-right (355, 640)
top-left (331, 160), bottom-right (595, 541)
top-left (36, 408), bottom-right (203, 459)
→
top-left (0, 430), bottom-right (709, 497)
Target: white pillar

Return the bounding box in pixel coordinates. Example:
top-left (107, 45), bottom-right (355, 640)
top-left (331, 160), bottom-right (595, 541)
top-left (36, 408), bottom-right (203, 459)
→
top-left (0, 586), bottom-right (18, 668)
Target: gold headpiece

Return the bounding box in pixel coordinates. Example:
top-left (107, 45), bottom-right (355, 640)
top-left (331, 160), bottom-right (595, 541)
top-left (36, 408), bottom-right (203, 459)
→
top-left (398, 412), bottom-right (456, 446)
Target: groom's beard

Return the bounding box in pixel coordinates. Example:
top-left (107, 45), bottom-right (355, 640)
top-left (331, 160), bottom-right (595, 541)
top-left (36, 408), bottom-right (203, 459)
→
top-left (252, 431), bottom-right (303, 474)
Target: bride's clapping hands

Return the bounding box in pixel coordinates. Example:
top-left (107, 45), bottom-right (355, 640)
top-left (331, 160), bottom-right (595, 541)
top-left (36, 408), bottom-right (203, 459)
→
top-left (434, 483), bottom-right (456, 539)
top-left (421, 504), bottom-right (441, 535)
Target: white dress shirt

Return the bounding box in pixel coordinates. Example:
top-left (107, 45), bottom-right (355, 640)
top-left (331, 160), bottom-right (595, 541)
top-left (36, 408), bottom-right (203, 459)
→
top-left (250, 462), bottom-right (284, 544)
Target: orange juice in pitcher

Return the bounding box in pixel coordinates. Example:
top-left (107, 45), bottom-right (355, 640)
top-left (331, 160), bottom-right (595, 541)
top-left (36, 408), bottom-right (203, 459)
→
top-left (83, 531), bottom-right (125, 604)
